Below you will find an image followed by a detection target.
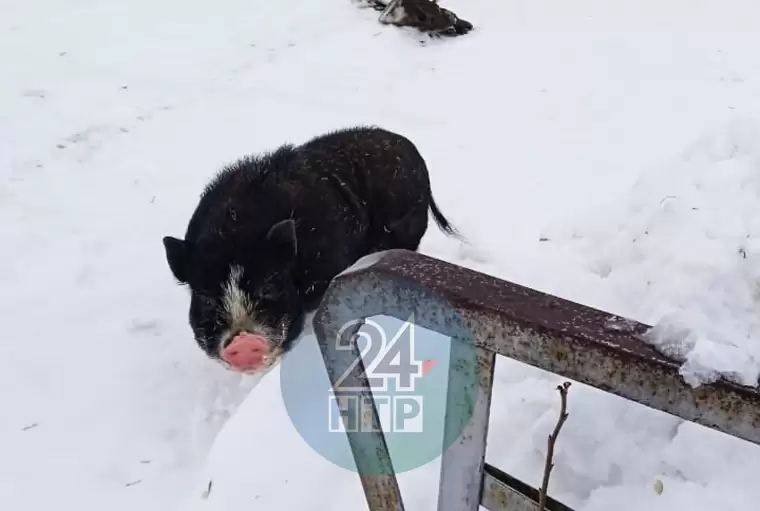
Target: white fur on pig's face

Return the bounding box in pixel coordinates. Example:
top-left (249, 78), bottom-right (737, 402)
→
top-left (215, 264), bottom-right (286, 366)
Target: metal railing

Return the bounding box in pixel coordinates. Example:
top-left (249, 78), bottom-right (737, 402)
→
top-left (313, 249), bottom-right (760, 510)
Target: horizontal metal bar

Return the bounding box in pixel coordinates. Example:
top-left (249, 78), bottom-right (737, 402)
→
top-left (316, 249), bottom-right (760, 447)
top-left (481, 463), bottom-right (575, 511)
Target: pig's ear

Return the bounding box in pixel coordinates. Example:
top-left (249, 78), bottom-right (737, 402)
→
top-left (266, 219), bottom-right (297, 261)
top-left (163, 236), bottom-right (194, 284)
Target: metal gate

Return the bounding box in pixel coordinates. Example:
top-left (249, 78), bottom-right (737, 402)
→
top-left (313, 249), bottom-right (760, 510)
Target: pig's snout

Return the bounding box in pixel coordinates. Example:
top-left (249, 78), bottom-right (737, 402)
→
top-left (222, 333), bottom-right (270, 372)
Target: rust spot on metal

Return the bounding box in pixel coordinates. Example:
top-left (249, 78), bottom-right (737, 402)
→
top-left (481, 463), bottom-right (575, 511)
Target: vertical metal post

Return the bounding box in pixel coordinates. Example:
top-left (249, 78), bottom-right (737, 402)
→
top-left (437, 342), bottom-right (495, 510)
top-left (317, 318), bottom-right (406, 511)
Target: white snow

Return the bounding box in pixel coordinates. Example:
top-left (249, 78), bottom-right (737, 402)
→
top-left (4, 0), bottom-right (760, 510)
top-left (544, 118), bottom-right (760, 388)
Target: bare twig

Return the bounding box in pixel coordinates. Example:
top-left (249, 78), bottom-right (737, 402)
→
top-left (538, 381), bottom-right (571, 511)
top-left (201, 479), bottom-right (213, 499)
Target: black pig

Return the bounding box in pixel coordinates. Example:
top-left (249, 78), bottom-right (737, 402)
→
top-left (162, 126), bottom-right (459, 374)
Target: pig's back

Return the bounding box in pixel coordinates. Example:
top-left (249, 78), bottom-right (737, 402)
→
top-left (184, 142), bottom-right (367, 263)
top-left (291, 125), bottom-right (432, 244)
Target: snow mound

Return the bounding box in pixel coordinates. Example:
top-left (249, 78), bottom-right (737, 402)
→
top-left (544, 118), bottom-right (760, 387)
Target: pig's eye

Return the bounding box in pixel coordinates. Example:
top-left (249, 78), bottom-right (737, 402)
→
top-left (199, 296), bottom-right (217, 309)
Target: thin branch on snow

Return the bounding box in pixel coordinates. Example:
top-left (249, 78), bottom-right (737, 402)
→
top-left (538, 381), bottom-right (571, 511)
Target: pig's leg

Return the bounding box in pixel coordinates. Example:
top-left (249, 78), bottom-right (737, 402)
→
top-left (370, 205), bottom-right (428, 253)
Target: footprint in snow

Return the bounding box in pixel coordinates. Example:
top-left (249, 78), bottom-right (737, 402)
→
top-left (127, 319), bottom-right (162, 336)
top-left (22, 89), bottom-right (47, 99)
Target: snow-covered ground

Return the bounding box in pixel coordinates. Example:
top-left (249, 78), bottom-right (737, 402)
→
top-left (4, 0), bottom-right (760, 509)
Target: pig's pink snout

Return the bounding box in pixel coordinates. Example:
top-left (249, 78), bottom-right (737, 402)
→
top-left (222, 333), bottom-right (270, 372)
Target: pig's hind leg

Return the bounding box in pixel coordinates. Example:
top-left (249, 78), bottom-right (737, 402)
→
top-left (371, 203), bottom-right (429, 253)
